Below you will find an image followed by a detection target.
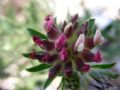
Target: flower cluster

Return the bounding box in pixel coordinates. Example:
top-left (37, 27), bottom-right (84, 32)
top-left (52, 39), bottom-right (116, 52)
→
top-left (29, 14), bottom-right (105, 78)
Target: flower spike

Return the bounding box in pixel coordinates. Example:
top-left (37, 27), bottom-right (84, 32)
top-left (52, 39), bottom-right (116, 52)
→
top-left (25, 14), bottom-right (115, 90)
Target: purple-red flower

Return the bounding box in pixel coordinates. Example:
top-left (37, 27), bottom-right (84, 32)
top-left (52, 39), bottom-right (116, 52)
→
top-left (59, 47), bottom-right (68, 61)
top-left (93, 51), bottom-right (102, 62)
top-left (55, 34), bottom-right (66, 50)
top-left (29, 14), bottom-right (105, 78)
top-left (81, 64), bottom-right (90, 72)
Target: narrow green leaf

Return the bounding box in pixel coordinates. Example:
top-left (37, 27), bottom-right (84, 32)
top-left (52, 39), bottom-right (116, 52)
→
top-left (89, 70), bottom-right (102, 80)
top-left (89, 69), bottom-right (119, 80)
top-left (44, 78), bottom-right (54, 89)
top-left (26, 64), bottom-right (52, 72)
top-left (87, 19), bottom-right (96, 35)
top-left (27, 28), bottom-right (48, 39)
top-left (88, 19), bottom-right (95, 30)
top-left (91, 63), bottom-right (116, 69)
top-left (22, 53), bottom-right (30, 58)
top-left (102, 24), bottom-right (112, 34)
top-left (101, 70), bottom-right (119, 79)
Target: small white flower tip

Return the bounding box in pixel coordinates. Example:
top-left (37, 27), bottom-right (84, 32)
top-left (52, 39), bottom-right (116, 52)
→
top-left (94, 29), bottom-right (105, 45)
top-left (77, 43), bottom-right (84, 52)
top-left (74, 34), bottom-right (85, 52)
top-left (64, 23), bottom-right (73, 32)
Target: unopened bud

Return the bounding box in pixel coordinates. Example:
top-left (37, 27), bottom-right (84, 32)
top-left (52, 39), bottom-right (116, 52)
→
top-left (94, 29), bottom-right (105, 45)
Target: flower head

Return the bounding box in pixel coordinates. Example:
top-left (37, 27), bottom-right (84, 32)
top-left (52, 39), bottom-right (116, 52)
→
top-left (28, 14), bottom-right (105, 78)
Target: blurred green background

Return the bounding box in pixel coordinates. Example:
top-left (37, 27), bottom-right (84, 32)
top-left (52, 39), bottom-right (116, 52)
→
top-left (0, 0), bottom-right (120, 90)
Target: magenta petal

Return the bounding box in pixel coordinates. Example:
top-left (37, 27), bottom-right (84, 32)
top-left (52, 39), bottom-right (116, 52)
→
top-left (32, 36), bottom-right (44, 47)
top-left (33, 36), bottom-right (55, 51)
top-left (33, 52), bottom-right (57, 63)
top-left (93, 51), bottom-right (102, 62)
top-left (59, 47), bottom-right (68, 61)
top-left (44, 15), bottom-right (54, 32)
top-left (55, 34), bottom-right (66, 50)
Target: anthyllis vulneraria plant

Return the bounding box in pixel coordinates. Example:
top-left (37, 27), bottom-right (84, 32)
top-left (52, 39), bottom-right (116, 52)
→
top-left (23, 14), bottom-right (119, 90)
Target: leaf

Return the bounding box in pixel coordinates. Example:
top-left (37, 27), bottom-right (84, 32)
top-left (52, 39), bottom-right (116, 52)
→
top-left (102, 24), bottom-right (112, 34)
top-left (102, 24), bottom-right (113, 40)
top-left (91, 63), bottom-right (116, 69)
top-left (27, 28), bottom-right (48, 39)
top-left (88, 19), bottom-right (95, 30)
top-left (89, 69), bottom-right (119, 80)
top-left (89, 70), bottom-right (102, 80)
top-left (22, 53), bottom-right (30, 58)
top-left (101, 70), bottom-right (119, 79)
top-left (26, 64), bottom-right (52, 72)
top-left (87, 19), bottom-right (96, 35)
top-left (43, 77), bottom-right (54, 89)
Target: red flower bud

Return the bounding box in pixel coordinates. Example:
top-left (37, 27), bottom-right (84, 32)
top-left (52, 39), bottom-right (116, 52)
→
top-left (85, 37), bottom-right (94, 49)
top-left (32, 36), bottom-right (44, 48)
top-left (61, 21), bottom-right (67, 32)
top-left (94, 29), bottom-right (105, 45)
top-left (82, 49), bottom-right (94, 62)
top-left (93, 51), bottom-right (102, 62)
top-left (64, 23), bottom-right (73, 38)
top-left (60, 47), bottom-right (68, 61)
top-left (47, 28), bottom-right (60, 40)
top-left (49, 64), bottom-right (61, 78)
top-left (64, 61), bottom-right (72, 76)
top-left (55, 34), bottom-right (66, 50)
top-left (43, 40), bottom-right (54, 51)
top-left (73, 21), bottom-right (78, 30)
top-left (71, 13), bottom-right (78, 23)
top-left (81, 64), bottom-right (90, 72)
top-left (44, 15), bottom-right (54, 32)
